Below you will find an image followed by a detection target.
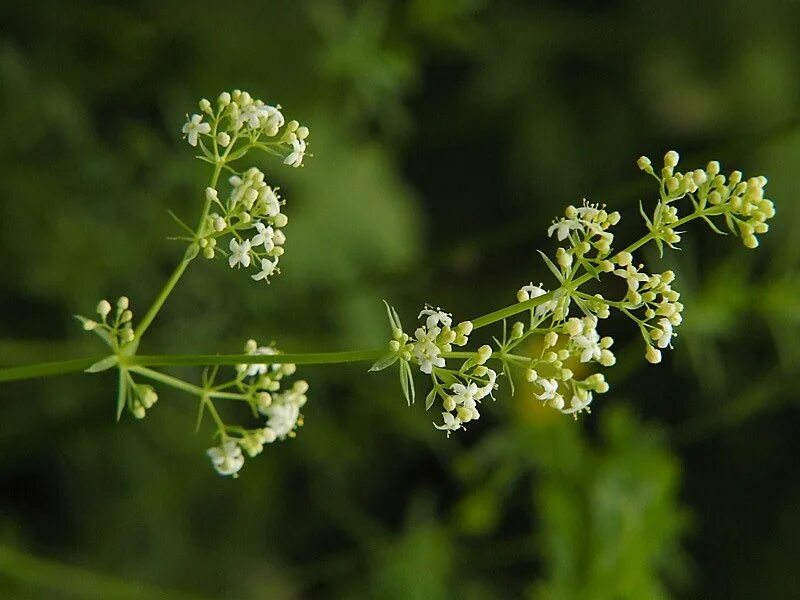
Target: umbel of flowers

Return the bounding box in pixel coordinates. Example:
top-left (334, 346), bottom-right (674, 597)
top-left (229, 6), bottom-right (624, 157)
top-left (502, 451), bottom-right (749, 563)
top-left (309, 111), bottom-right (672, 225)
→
top-left (76, 90), bottom-right (313, 477)
top-left (375, 151), bottom-right (775, 437)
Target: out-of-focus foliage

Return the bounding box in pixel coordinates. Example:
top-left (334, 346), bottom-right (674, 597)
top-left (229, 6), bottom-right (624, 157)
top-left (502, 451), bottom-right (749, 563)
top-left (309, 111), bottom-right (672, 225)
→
top-left (0, 0), bottom-right (798, 598)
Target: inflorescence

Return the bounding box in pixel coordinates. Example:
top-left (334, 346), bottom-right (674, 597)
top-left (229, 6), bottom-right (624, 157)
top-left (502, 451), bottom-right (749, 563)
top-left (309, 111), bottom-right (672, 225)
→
top-left (72, 91), bottom-right (774, 478)
top-left (374, 150), bottom-right (775, 437)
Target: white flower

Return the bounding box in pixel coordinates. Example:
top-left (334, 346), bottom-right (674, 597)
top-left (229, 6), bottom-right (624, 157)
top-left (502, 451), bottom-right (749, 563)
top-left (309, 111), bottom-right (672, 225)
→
top-left (261, 187), bottom-right (281, 217)
top-left (450, 382), bottom-right (478, 405)
top-left (237, 103), bottom-right (262, 129)
top-left (284, 138), bottom-right (306, 168)
top-left (265, 402), bottom-right (300, 439)
top-left (475, 369), bottom-right (498, 400)
top-left (575, 201), bottom-right (601, 221)
top-left (228, 239), bottom-right (252, 268)
top-left (246, 345), bottom-right (280, 377)
top-left (517, 282), bottom-right (547, 302)
top-left (573, 329), bottom-right (602, 363)
top-left (654, 318), bottom-right (674, 349)
top-left (412, 327), bottom-right (445, 374)
top-left (260, 105), bottom-right (285, 136)
top-left (251, 222), bottom-right (276, 252)
top-left (182, 114), bottom-right (211, 147)
top-left (419, 307), bottom-right (452, 329)
top-left (548, 218), bottom-right (583, 241)
top-left (434, 412), bottom-right (463, 436)
top-left (535, 378), bottom-right (559, 402)
top-left (252, 258), bottom-right (279, 282)
top-left (614, 264), bottom-right (649, 292)
top-left (561, 393), bottom-right (593, 417)
top-left (207, 440), bottom-right (245, 477)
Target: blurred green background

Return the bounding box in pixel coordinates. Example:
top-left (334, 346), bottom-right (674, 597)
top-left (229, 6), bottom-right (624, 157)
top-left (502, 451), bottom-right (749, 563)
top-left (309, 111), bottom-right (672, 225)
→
top-left (1, 1), bottom-right (799, 598)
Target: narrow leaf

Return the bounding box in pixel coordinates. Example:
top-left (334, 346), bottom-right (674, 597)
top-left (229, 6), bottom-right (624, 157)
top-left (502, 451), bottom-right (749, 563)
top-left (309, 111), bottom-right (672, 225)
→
top-left (537, 250), bottom-right (565, 283)
top-left (425, 387), bottom-right (437, 411)
top-left (369, 353), bottom-right (399, 372)
top-left (167, 209), bottom-right (195, 236)
top-left (702, 215), bottom-right (727, 235)
top-left (399, 360), bottom-right (412, 406)
top-left (84, 355), bottom-right (119, 374)
top-left (639, 200), bottom-right (654, 230)
top-left (403, 361), bottom-right (416, 405)
top-left (382, 300), bottom-right (398, 331)
top-left (115, 369), bottom-right (127, 421)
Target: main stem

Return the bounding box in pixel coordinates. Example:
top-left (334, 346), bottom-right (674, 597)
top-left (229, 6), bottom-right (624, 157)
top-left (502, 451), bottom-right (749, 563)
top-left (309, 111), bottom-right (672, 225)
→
top-left (0, 206), bottom-right (719, 385)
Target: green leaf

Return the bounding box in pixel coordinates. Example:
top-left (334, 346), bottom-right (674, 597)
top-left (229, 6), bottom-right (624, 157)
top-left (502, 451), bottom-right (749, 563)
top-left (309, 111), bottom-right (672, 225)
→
top-left (502, 360), bottom-right (515, 396)
top-left (383, 300), bottom-right (398, 330)
top-left (578, 256), bottom-right (601, 281)
top-left (399, 360), bottom-right (415, 406)
top-left (654, 235), bottom-right (665, 258)
top-left (639, 200), bottom-right (654, 230)
top-left (391, 306), bottom-right (403, 331)
top-left (167, 209), bottom-right (195, 236)
top-left (425, 387), bottom-right (437, 411)
top-left (702, 215), bottom-right (727, 235)
top-left (84, 355), bottom-right (119, 374)
top-left (537, 250), bottom-right (565, 283)
top-left (369, 353), bottom-right (399, 372)
top-left (115, 369), bottom-right (128, 421)
top-left (183, 242), bottom-right (200, 261)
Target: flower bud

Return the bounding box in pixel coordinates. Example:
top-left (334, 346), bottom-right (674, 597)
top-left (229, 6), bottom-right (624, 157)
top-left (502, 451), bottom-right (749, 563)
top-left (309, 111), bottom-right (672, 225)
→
top-left (217, 132), bottom-right (231, 147)
top-left (97, 300), bottom-right (112, 319)
top-left (556, 248), bottom-right (573, 270)
top-left (476, 345), bottom-right (492, 364)
top-left (664, 150), bottom-right (679, 168)
top-left (564, 318), bottom-right (583, 337)
top-left (645, 345), bottom-right (662, 364)
top-left (616, 251), bottom-right (633, 266)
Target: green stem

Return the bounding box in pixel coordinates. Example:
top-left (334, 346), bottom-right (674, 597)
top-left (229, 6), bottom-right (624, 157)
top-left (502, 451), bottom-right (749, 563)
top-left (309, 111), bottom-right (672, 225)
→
top-left (133, 162), bottom-right (224, 341)
top-left (130, 350), bottom-right (385, 368)
top-left (0, 350), bottom-right (387, 383)
top-left (129, 366), bottom-right (246, 401)
top-left (470, 206), bottom-right (718, 330)
top-left (0, 357), bottom-right (102, 382)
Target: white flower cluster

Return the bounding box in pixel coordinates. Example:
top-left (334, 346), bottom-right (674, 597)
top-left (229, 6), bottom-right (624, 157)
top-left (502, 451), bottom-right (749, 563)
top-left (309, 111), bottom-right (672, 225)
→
top-left (637, 151), bottom-right (775, 250)
top-left (378, 304), bottom-right (498, 435)
top-left (611, 259), bottom-right (683, 364)
top-left (200, 168), bottom-right (288, 282)
top-left (389, 306), bottom-right (474, 375)
top-left (182, 89), bottom-right (309, 168)
top-left (512, 285), bottom-right (613, 418)
top-left (547, 199), bottom-right (621, 275)
top-left (206, 339), bottom-right (308, 477)
top-left (433, 352), bottom-right (497, 436)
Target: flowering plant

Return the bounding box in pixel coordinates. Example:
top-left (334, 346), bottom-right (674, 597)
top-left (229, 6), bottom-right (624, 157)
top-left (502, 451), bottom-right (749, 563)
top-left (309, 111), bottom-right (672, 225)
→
top-left (0, 93), bottom-right (776, 478)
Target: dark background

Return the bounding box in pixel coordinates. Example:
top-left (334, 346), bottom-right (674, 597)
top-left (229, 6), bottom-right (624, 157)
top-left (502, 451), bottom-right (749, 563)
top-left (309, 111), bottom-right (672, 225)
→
top-left (0, 1), bottom-right (799, 598)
